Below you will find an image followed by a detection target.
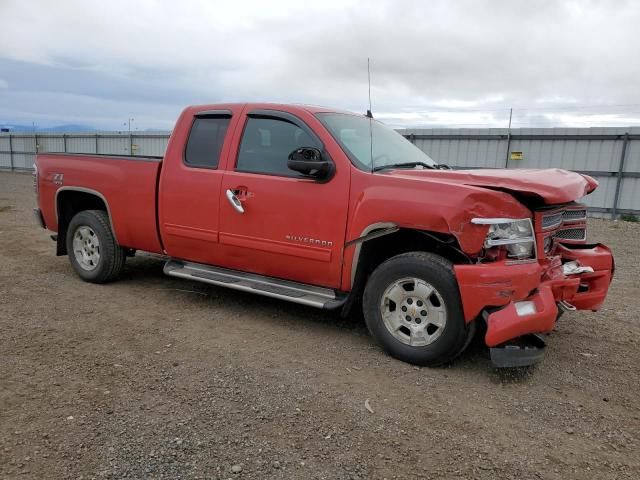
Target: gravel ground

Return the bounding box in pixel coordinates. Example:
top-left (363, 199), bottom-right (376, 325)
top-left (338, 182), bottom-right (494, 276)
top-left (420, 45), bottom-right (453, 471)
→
top-left (1, 171), bottom-right (639, 479)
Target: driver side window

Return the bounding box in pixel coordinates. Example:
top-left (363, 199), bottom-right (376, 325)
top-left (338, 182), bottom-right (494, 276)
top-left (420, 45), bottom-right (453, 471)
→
top-left (237, 117), bottom-right (320, 176)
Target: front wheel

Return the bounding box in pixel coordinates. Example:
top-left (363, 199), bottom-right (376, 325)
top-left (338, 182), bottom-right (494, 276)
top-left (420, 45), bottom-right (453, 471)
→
top-left (363, 252), bottom-right (470, 366)
top-left (66, 210), bottom-right (125, 283)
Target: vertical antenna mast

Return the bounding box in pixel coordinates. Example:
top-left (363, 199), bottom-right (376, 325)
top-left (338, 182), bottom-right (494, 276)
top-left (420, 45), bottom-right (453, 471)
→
top-left (367, 58), bottom-right (374, 172)
top-left (366, 58), bottom-right (373, 118)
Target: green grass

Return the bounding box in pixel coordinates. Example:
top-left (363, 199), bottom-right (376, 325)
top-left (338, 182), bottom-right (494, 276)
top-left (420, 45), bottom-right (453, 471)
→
top-left (620, 213), bottom-right (639, 222)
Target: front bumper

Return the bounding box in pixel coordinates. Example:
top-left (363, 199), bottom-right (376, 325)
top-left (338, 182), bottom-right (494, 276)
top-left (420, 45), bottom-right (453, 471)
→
top-left (454, 243), bottom-right (613, 347)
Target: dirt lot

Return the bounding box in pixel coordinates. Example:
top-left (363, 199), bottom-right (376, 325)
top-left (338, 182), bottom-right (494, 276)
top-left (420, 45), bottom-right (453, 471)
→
top-left (1, 171), bottom-right (639, 479)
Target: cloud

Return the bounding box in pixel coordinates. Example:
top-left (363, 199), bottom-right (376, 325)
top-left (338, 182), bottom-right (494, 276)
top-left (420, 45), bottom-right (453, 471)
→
top-left (0, 0), bottom-right (638, 129)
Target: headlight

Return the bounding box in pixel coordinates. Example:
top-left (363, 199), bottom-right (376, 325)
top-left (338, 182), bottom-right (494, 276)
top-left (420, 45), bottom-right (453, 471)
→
top-left (471, 218), bottom-right (536, 259)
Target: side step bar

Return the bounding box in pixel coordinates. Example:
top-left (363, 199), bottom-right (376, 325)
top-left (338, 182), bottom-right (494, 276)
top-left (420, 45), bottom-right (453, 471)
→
top-left (164, 260), bottom-right (347, 310)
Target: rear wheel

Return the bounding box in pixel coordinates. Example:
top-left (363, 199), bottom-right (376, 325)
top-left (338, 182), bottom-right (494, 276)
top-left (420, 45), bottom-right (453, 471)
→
top-left (66, 210), bottom-right (125, 283)
top-left (363, 252), bottom-right (470, 366)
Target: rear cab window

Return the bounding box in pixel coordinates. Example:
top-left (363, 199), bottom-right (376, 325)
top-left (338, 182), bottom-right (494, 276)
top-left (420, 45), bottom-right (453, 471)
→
top-left (184, 115), bottom-right (231, 169)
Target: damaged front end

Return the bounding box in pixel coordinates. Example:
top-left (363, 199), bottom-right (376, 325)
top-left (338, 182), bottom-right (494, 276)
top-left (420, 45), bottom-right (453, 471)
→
top-left (454, 203), bottom-right (614, 367)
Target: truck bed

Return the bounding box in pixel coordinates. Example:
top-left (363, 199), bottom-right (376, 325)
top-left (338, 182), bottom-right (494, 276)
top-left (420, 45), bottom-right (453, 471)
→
top-left (36, 153), bottom-right (164, 254)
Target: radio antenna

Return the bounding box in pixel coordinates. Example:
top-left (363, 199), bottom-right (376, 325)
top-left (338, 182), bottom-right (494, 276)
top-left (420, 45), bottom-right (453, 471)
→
top-left (366, 57), bottom-right (373, 118)
top-left (367, 58), bottom-right (374, 173)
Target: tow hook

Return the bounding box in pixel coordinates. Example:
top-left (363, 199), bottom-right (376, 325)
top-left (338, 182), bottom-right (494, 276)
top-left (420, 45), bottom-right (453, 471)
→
top-left (557, 300), bottom-right (577, 312)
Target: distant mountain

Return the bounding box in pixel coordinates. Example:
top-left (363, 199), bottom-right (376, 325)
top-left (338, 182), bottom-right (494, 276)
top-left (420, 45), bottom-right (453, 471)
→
top-left (0, 124), bottom-right (97, 133)
top-left (0, 124), bottom-right (171, 134)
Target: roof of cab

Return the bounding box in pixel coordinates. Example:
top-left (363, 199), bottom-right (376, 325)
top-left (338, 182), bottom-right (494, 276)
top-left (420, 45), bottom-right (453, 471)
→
top-left (186, 102), bottom-right (357, 116)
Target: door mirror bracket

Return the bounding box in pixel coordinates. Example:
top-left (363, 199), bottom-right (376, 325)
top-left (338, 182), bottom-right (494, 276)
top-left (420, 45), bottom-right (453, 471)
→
top-left (287, 147), bottom-right (334, 180)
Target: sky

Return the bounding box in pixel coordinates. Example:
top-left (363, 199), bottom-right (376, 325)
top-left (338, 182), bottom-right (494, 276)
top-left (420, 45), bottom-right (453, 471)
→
top-left (1, 0), bottom-right (639, 131)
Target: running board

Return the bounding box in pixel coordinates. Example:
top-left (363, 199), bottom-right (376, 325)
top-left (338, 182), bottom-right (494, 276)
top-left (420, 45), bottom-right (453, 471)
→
top-left (164, 260), bottom-right (346, 310)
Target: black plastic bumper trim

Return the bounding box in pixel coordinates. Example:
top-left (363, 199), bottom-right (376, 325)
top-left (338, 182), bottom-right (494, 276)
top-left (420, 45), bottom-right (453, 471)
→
top-left (490, 334), bottom-right (547, 368)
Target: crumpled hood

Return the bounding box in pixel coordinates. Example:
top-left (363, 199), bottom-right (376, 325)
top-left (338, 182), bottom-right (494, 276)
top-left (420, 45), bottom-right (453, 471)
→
top-left (391, 168), bottom-right (598, 205)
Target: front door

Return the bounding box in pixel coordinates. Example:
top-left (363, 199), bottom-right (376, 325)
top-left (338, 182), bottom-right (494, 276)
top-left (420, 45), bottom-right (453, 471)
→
top-left (218, 110), bottom-right (349, 289)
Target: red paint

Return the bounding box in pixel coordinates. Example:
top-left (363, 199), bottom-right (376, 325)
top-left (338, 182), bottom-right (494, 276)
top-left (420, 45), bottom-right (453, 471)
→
top-left (158, 104), bottom-right (244, 265)
top-left (397, 168), bottom-right (597, 205)
top-left (37, 154), bottom-right (162, 253)
top-left (484, 285), bottom-right (558, 348)
top-left (35, 103), bottom-right (614, 347)
top-left (456, 243), bottom-right (613, 346)
top-left (454, 261), bottom-right (543, 322)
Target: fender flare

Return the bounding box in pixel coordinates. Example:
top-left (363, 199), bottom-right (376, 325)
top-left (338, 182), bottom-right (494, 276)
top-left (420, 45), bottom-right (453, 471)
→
top-left (347, 222), bottom-right (398, 288)
top-left (55, 186), bottom-right (118, 243)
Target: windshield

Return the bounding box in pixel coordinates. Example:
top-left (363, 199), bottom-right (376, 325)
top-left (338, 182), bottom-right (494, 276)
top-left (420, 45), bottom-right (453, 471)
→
top-left (316, 113), bottom-right (436, 171)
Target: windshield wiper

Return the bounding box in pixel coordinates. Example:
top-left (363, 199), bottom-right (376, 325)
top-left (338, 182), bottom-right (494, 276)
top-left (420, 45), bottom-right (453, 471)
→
top-left (372, 161), bottom-right (436, 172)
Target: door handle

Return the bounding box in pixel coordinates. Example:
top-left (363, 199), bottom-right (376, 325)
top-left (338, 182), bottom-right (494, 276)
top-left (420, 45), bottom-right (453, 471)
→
top-left (226, 189), bottom-right (245, 214)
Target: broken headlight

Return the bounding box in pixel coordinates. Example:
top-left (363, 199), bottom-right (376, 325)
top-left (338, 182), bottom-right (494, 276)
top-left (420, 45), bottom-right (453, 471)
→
top-left (472, 218), bottom-right (536, 260)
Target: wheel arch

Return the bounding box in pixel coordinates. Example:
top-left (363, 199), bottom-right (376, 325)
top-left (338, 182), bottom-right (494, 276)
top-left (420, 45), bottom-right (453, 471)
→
top-left (55, 187), bottom-right (115, 256)
top-left (341, 223), bottom-right (471, 317)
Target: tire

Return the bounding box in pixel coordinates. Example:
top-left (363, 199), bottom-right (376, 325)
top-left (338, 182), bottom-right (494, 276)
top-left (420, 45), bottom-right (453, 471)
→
top-left (362, 252), bottom-right (470, 366)
top-left (66, 210), bottom-right (125, 283)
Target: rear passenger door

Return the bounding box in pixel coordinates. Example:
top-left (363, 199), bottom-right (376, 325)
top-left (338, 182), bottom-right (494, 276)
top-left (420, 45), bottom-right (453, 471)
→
top-left (159, 108), bottom-right (240, 265)
top-left (218, 109), bottom-right (349, 289)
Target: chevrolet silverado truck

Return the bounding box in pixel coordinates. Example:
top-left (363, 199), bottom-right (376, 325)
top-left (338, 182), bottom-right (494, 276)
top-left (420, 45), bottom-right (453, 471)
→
top-left (33, 103), bottom-right (614, 367)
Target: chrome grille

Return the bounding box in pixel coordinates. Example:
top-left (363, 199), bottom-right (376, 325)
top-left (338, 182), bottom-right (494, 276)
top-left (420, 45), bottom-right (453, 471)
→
top-left (562, 209), bottom-right (587, 222)
top-left (555, 228), bottom-right (586, 241)
top-left (542, 212), bottom-right (563, 229)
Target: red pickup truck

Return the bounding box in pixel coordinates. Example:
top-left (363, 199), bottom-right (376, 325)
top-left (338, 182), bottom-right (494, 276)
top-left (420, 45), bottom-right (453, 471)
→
top-left (34, 103), bottom-right (614, 367)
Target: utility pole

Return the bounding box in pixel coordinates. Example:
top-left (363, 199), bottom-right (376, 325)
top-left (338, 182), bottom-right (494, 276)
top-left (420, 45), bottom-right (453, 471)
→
top-left (504, 108), bottom-right (513, 168)
top-left (33, 122), bottom-right (38, 157)
top-left (126, 118), bottom-right (135, 155)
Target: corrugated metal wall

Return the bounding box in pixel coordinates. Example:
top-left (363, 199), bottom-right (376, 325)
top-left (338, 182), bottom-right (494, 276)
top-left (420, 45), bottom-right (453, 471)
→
top-left (0, 133), bottom-right (169, 171)
top-left (1, 128), bottom-right (639, 218)
top-left (402, 127), bottom-right (640, 218)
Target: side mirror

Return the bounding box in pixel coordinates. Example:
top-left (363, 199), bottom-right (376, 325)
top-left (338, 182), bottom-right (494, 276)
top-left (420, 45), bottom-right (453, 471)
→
top-left (287, 147), bottom-right (334, 180)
